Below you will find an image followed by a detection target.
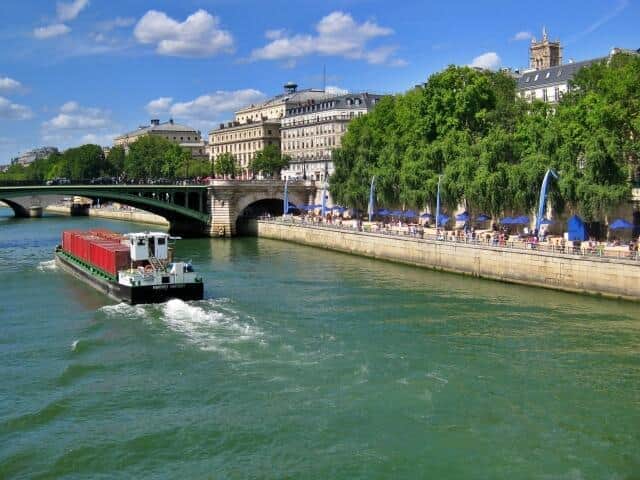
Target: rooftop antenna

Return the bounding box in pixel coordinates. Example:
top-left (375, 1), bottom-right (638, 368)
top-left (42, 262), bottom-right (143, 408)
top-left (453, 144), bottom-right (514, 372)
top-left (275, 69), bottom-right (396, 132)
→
top-left (322, 64), bottom-right (326, 97)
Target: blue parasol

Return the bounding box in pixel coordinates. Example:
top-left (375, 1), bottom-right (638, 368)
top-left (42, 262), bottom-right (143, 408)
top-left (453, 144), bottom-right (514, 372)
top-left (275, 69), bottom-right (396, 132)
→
top-left (476, 214), bottom-right (490, 222)
top-left (609, 219), bottom-right (633, 230)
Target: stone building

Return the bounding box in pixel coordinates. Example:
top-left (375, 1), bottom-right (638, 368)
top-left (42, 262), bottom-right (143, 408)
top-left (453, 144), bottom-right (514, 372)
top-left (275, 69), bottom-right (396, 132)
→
top-left (11, 146), bottom-right (58, 166)
top-left (280, 92), bottom-right (382, 181)
top-left (208, 83), bottom-right (328, 177)
top-left (114, 119), bottom-right (207, 160)
top-left (529, 27), bottom-right (562, 70)
top-left (208, 119), bottom-right (281, 177)
top-left (516, 28), bottom-right (638, 104)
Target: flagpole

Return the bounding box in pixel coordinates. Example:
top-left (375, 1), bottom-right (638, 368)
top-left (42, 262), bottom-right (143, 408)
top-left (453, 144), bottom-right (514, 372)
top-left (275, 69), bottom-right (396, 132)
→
top-left (368, 176), bottom-right (376, 222)
top-left (435, 175), bottom-right (442, 230)
top-left (283, 177), bottom-right (288, 216)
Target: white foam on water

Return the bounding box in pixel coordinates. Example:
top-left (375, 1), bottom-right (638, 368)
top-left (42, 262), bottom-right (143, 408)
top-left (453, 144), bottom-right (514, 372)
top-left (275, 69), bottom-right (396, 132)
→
top-left (100, 302), bottom-right (149, 320)
top-left (160, 299), bottom-right (265, 356)
top-left (71, 340), bottom-right (79, 351)
top-left (37, 260), bottom-right (58, 272)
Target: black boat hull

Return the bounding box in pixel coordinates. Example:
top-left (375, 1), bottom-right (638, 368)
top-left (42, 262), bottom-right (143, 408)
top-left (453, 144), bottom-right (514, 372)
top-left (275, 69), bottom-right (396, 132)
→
top-left (55, 251), bottom-right (204, 304)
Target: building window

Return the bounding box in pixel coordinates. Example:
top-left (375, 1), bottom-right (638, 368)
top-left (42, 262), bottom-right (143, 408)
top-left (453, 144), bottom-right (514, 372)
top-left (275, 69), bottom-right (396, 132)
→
top-left (543, 89), bottom-right (548, 102)
top-left (554, 87), bottom-right (560, 102)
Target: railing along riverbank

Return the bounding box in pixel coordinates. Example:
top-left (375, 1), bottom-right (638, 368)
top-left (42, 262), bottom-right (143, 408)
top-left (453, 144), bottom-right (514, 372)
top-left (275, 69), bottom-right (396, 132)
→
top-left (250, 218), bottom-right (640, 301)
top-left (259, 216), bottom-right (640, 265)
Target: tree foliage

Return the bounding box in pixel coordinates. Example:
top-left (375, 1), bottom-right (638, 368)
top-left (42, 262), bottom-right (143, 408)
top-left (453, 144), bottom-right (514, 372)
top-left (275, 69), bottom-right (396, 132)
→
top-left (214, 152), bottom-right (237, 177)
top-left (250, 145), bottom-right (290, 177)
top-left (330, 56), bottom-right (640, 220)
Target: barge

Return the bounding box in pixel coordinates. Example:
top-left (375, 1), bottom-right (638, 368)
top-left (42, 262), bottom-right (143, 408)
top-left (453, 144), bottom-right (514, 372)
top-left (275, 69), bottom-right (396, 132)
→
top-left (55, 229), bottom-right (204, 304)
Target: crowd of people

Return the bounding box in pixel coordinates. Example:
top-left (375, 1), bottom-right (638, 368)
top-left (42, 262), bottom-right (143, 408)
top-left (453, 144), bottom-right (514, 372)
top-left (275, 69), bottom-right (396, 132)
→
top-left (276, 210), bottom-right (640, 260)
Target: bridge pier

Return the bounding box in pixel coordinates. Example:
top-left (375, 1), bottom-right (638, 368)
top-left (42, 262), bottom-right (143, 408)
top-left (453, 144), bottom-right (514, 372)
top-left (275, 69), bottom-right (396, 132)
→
top-left (208, 189), bottom-right (236, 237)
top-left (28, 206), bottom-right (43, 217)
top-left (206, 180), bottom-right (316, 237)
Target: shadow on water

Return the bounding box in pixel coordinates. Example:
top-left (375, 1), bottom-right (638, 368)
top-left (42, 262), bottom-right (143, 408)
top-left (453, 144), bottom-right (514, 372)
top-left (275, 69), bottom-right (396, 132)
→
top-left (203, 235), bottom-right (638, 321)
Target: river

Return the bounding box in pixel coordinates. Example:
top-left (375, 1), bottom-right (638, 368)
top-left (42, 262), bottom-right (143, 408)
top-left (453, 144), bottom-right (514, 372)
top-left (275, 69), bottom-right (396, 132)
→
top-left (1, 207), bottom-right (639, 479)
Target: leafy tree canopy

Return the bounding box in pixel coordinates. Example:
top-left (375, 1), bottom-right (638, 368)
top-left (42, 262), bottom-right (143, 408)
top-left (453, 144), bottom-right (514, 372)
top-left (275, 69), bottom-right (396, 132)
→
top-left (250, 145), bottom-right (290, 177)
top-left (331, 57), bottom-right (640, 220)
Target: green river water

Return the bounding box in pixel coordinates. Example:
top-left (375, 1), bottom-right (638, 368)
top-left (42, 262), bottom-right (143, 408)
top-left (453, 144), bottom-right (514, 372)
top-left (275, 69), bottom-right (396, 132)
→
top-left (1, 208), bottom-right (639, 479)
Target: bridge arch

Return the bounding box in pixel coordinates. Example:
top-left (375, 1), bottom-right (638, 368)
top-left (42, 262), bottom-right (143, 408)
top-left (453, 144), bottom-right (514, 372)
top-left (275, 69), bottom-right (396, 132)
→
top-left (0, 198), bottom-right (31, 217)
top-left (233, 190), bottom-right (305, 224)
top-left (0, 186), bottom-right (210, 236)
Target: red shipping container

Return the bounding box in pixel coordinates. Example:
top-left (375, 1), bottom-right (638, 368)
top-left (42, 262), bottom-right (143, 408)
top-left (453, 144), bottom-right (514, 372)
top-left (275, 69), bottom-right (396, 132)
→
top-left (87, 240), bottom-right (130, 275)
top-left (61, 230), bottom-right (131, 274)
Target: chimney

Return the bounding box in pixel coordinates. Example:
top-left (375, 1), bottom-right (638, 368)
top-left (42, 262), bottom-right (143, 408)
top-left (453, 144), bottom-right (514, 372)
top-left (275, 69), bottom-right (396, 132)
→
top-left (150, 119), bottom-right (160, 126)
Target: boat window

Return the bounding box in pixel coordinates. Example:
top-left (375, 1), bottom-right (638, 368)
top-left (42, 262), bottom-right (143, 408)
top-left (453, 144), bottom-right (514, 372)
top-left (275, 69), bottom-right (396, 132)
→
top-left (157, 237), bottom-right (166, 245)
top-left (137, 239), bottom-right (145, 246)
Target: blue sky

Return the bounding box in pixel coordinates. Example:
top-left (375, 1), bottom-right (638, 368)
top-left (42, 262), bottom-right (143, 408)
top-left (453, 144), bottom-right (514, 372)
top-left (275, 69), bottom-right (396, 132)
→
top-left (0, 0), bottom-right (637, 163)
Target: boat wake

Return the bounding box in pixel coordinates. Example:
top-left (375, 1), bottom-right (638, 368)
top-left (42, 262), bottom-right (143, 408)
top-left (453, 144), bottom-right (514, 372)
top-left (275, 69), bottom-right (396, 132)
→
top-left (99, 299), bottom-right (265, 357)
top-left (37, 260), bottom-right (58, 272)
top-left (161, 299), bottom-right (265, 357)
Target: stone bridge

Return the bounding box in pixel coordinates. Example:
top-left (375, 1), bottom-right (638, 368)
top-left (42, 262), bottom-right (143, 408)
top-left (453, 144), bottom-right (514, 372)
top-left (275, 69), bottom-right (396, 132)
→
top-left (0, 180), bottom-right (317, 237)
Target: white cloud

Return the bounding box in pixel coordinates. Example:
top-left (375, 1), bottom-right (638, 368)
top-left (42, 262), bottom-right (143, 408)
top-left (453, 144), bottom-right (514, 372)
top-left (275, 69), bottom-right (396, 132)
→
top-left (80, 132), bottom-right (118, 145)
top-left (145, 89), bottom-right (266, 123)
top-left (98, 16), bottom-right (135, 31)
top-left (250, 11), bottom-right (404, 66)
top-left (42, 101), bottom-right (117, 146)
top-left (0, 96), bottom-right (33, 120)
top-left (265, 29), bottom-right (285, 40)
top-left (57, 0), bottom-right (89, 22)
top-left (45, 101), bottom-right (110, 129)
top-left (470, 52), bottom-right (501, 71)
top-left (0, 76), bottom-right (23, 94)
top-left (512, 31), bottom-right (533, 41)
top-left (325, 86), bottom-right (349, 95)
top-left (134, 9), bottom-right (234, 57)
top-left (146, 97), bottom-right (174, 115)
top-left (34, 23), bottom-right (71, 39)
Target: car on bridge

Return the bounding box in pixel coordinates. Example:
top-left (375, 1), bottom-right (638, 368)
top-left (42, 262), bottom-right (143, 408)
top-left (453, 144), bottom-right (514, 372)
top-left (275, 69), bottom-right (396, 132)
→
top-left (45, 177), bottom-right (70, 185)
top-left (90, 176), bottom-right (117, 185)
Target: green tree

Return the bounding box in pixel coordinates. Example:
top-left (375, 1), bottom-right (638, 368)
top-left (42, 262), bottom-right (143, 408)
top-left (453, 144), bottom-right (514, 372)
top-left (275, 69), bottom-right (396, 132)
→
top-left (250, 145), bottom-right (290, 177)
top-left (60, 144), bottom-right (105, 181)
top-left (107, 145), bottom-right (126, 176)
top-left (214, 152), bottom-right (237, 177)
top-left (161, 143), bottom-right (185, 179)
top-left (125, 135), bottom-right (174, 180)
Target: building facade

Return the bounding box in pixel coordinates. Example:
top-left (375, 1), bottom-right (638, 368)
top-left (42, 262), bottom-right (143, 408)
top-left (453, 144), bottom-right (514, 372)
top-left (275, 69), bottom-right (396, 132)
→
top-left (280, 93), bottom-right (382, 181)
top-left (208, 120), bottom-right (281, 177)
top-left (529, 27), bottom-right (562, 70)
top-left (11, 146), bottom-right (58, 166)
top-left (516, 28), bottom-right (638, 104)
top-left (517, 58), bottom-right (601, 104)
top-left (208, 83), bottom-right (329, 177)
top-left (114, 119), bottom-right (207, 160)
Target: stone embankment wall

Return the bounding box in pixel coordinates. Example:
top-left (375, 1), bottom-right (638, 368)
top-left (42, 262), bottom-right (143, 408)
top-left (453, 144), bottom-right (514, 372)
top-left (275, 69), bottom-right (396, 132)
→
top-left (46, 205), bottom-right (169, 226)
top-left (249, 220), bottom-right (640, 302)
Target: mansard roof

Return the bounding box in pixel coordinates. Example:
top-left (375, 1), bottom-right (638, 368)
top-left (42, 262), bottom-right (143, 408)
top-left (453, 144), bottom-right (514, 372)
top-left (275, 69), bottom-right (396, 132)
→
top-left (517, 57), bottom-right (605, 90)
